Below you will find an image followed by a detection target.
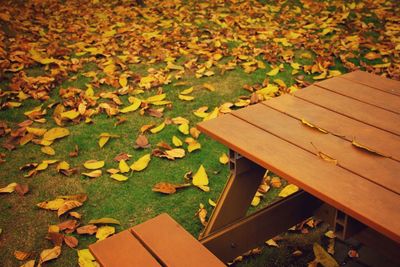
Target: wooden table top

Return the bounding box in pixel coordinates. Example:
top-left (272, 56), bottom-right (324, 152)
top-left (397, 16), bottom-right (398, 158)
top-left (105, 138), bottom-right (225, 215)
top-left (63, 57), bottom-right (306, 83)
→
top-left (197, 71), bottom-right (400, 243)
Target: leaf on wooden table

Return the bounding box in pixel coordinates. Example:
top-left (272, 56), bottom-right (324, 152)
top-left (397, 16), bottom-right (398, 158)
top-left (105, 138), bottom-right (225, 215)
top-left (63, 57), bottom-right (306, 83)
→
top-left (301, 119), bottom-right (328, 133)
top-left (351, 140), bottom-right (387, 157)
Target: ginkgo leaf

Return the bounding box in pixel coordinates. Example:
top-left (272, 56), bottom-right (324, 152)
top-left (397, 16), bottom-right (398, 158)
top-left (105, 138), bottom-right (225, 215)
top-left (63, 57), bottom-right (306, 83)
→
top-left (83, 160), bottom-right (104, 169)
top-left (58, 200), bottom-right (82, 217)
top-left (119, 160), bottom-right (130, 173)
top-left (172, 136), bottom-right (183, 147)
top-left (88, 218), bottom-right (121, 225)
top-left (41, 146), bottom-right (55, 155)
top-left (120, 98), bottom-right (141, 113)
top-left (130, 154), bottom-right (151, 171)
top-left (39, 246), bottom-right (61, 265)
top-left (219, 153), bottom-right (229, 164)
top-left (110, 173), bottom-right (128, 181)
top-left (0, 182), bottom-right (17, 193)
top-left (150, 122), bottom-right (165, 134)
top-left (43, 127), bottom-right (70, 141)
top-left (96, 226), bottom-right (115, 240)
top-left (278, 184), bottom-right (299, 197)
top-left (178, 123), bottom-right (189, 135)
top-left (82, 170), bottom-right (102, 178)
top-left (192, 165), bottom-right (209, 191)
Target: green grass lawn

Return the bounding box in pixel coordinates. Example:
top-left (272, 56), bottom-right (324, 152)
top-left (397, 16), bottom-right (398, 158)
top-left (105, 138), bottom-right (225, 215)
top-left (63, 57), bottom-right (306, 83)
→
top-left (0, 0), bottom-right (399, 266)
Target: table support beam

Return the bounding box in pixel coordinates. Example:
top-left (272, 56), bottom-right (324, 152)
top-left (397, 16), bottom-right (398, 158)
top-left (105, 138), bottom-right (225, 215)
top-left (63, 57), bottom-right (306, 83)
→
top-left (200, 191), bottom-right (322, 262)
top-left (202, 151), bottom-right (265, 237)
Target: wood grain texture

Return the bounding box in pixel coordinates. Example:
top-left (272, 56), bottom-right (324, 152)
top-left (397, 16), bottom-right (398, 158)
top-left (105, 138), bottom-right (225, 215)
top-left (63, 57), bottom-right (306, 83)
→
top-left (198, 114), bottom-right (400, 243)
top-left (233, 104), bottom-right (400, 194)
top-left (341, 70), bottom-right (400, 96)
top-left (294, 85), bottom-right (400, 136)
top-left (315, 77), bottom-right (400, 114)
top-left (89, 230), bottom-right (161, 267)
top-left (263, 94), bottom-right (400, 161)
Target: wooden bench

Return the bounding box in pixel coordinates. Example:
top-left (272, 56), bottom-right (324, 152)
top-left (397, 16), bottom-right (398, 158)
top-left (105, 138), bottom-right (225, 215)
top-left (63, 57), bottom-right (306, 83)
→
top-left (89, 213), bottom-right (225, 267)
top-left (196, 70), bottom-right (400, 263)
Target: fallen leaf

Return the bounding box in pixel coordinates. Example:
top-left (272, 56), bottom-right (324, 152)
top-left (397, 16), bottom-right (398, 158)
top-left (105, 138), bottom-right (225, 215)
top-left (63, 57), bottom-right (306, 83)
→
top-left (208, 198), bottom-right (216, 207)
top-left (312, 243), bottom-right (339, 267)
top-left (20, 260), bottom-right (35, 267)
top-left (14, 250), bottom-right (31, 261)
top-left (265, 239), bottom-right (279, 247)
top-left (37, 199), bottom-right (66, 211)
top-left (43, 127), bottom-right (70, 141)
top-left (120, 98), bottom-right (141, 113)
top-left (152, 182), bottom-right (190, 194)
top-left (83, 160), bottom-right (104, 170)
top-left (278, 184), bottom-right (299, 197)
top-left (38, 246), bottom-right (61, 265)
top-left (96, 226), bottom-right (115, 240)
top-left (165, 148), bottom-right (186, 159)
top-left (58, 200), bottom-right (82, 217)
top-left (196, 203), bottom-right (207, 226)
top-left (82, 170), bottom-right (102, 178)
top-left (192, 165), bottom-right (209, 191)
top-left (186, 138), bottom-right (201, 152)
top-left (150, 122), bottom-right (165, 134)
top-left (15, 184), bottom-right (29, 196)
top-left (172, 136), bottom-right (183, 147)
top-left (119, 160), bottom-right (130, 173)
top-left (301, 119), bottom-right (328, 133)
top-left (77, 249), bottom-right (97, 267)
top-left (219, 153), bottom-right (229, 164)
top-left (270, 177), bottom-right (282, 188)
top-left (76, 225), bottom-right (98, 235)
top-left (130, 154), bottom-right (151, 171)
top-left (110, 173), bottom-right (128, 181)
top-left (0, 182), bottom-right (17, 193)
top-left (41, 146), bottom-right (55, 155)
top-left (64, 236), bottom-right (78, 248)
top-left (134, 134), bottom-right (150, 149)
top-left (178, 123), bottom-right (189, 135)
top-left (88, 218), bottom-right (121, 225)
top-left (267, 66), bottom-right (280, 76)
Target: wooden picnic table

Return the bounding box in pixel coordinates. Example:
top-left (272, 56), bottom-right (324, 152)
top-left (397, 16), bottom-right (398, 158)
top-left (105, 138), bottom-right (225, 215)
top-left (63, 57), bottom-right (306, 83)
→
top-left (197, 70), bottom-right (400, 263)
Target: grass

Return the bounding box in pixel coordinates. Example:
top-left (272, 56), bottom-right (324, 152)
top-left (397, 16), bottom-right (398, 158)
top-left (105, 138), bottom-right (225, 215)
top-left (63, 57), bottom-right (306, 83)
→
top-left (0, 0), bottom-right (399, 266)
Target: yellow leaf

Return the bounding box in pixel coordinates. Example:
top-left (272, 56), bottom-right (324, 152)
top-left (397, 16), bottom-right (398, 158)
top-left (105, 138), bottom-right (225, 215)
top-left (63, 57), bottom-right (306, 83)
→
top-left (265, 239), bottom-right (279, 247)
top-left (270, 176), bottom-right (282, 188)
top-left (20, 260), bottom-right (35, 267)
top-left (290, 62), bottom-right (301, 70)
top-left (82, 170), bottom-right (102, 178)
top-left (301, 119), bottom-right (328, 133)
top-left (96, 226), bottom-right (115, 240)
top-left (172, 136), bottom-right (183, 147)
top-left (88, 218), bottom-right (121, 225)
top-left (119, 160), bottom-right (130, 173)
top-left (58, 200), bottom-right (82, 217)
top-left (313, 71), bottom-right (328, 80)
top-left (202, 83), bottom-right (215, 91)
top-left (190, 127), bottom-right (201, 139)
top-left (83, 160), bottom-right (105, 170)
top-left (208, 198), bottom-right (216, 207)
top-left (36, 162), bottom-right (49, 171)
top-left (193, 106), bottom-right (209, 118)
top-left (39, 246), bottom-right (61, 265)
top-left (110, 173), bottom-right (128, 181)
top-left (26, 127), bottom-right (47, 136)
top-left (120, 98), bottom-right (141, 113)
top-left (98, 136), bottom-right (110, 148)
top-left (41, 146), bottom-right (55, 155)
top-left (187, 139), bottom-right (201, 153)
top-left (171, 117), bottom-right (189, 125)
top-left (61, 110), bottom-right (80, 120)
top-left (192, 165), bottom-right (209, 190)
top-left (278, 184), bottom-right (299, 197)
top-left (178, 123), bottom-right (189, 135)
top-left (165, 148), bottom-right (186, 159)
top-left (251, 195), bottom-right (261, 207)
top-left (203, 108), bottom-right (219, 121)
top-left (130, 154), bottom-right (151, 171)
top-left (150, 122), bottom-right (165, 134)
top-left (219, 153), bottom-right (229, 164)
top-left (180, 87), bottom-right (194, 95)
top-left (313, 243), bottom-right (339, 267)
top-left (328, 70), bottom-right (342, 78)
top-left (119, 75), bottom-right (128, 87)
top-left (267, 66), bottom-right (280, 76)
top-left (77, 249), bottom-right (97, 267)
top-left (43, 127), bottom-right (70, 141)
top-left (146, 93), bottom-right (166, 103)
top-left (0, 182), bottom-right (17, 193)
top-left (178, 94), bottom-right (195, 101)
top-left (37, 199), bottom-right (65, 210)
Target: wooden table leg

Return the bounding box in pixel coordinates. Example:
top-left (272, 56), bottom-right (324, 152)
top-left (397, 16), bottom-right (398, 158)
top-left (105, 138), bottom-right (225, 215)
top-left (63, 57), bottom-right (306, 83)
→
top-left (202, 150), bottom-right (266, 237)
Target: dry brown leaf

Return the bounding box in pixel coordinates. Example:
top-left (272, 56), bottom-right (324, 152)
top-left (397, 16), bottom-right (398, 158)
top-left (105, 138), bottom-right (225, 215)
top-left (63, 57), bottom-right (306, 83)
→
top-left (134, 134), bottom-right (150, 149)
top-left (14, 250), bottom-right (31, 261)
top-left (57, 200), bottom-right (82, 217)
top-left (15, 184), bottom-right (29, 196)
top-left (76, 225), bottom-right (98, 235)
top-left (152, 182), bottom-right (191, 194)
top-left (64, 235), bottom-right (78, 248)
top-left (38, 246), bottom-right (61, 265)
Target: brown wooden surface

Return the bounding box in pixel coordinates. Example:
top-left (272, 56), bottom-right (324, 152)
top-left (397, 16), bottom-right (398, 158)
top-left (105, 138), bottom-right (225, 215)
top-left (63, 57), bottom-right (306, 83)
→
top-left (131, 213), bottom-right (225, 267)
top-left (264, 94), bottom-right (400, 161)
top-left (294, 85), bottom-right (400, 136)
top-left (341, 70), bottom-right (400, 96)
top-left (198, 72), bottom-right (400, 243)
top-left (89, 230), bottom-right (161, 267)
top-left (315, 78), bottom-right (400, 114)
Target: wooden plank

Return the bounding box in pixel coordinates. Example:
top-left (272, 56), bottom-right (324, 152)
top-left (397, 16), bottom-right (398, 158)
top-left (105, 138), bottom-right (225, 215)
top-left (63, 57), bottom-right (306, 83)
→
top-left (201, 191), bottom-right (322, 262)
top-left (203, 157), bottom-right (265, 236)
top-left (263, 95), bottom-right (400, 161)
top-left (232, 104), bottom-right (400, 194)
top-left (131, 213), bottom-right (225, 267)
top-left (294, 85), bottom-right (400, 136)
top-left (197, 114), bottom-right (400, 243)
top-left (341, 71), bottom-right (400, 96)
top-left (315, 77), bottom-right (400, 114)
top-left (89, 230), bottom-right (161, 267)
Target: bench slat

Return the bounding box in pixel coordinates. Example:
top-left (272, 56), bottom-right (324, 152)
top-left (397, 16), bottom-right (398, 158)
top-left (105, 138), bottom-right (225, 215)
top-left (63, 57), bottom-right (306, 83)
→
top-left (341, 70), bottom-right (400, 96)
top-left (89, 230), bottom-right (161, 267)
top-left (294, 85), bottom-right (400, 136)
top-left (197, 114), bottom-right (400, 243)
top-left (232, 104), bottom-right (400, 194)
top-left (315, 78), bottom-right (400, 114)
top-left (263, 95), bottom-right (400, 161)
top-left (131, 213), bottom-right (225, 267)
